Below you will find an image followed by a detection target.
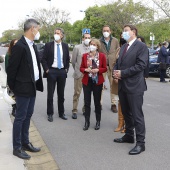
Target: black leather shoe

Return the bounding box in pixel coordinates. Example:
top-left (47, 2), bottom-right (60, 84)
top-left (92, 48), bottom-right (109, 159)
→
top-left (59, 114), bottom-right (68, 120)
top-left (72, 113), bottom-right (77, 119)
top-left (129, 145), bottom-right (145, 155)
top-left (114, 135), bottom-right (134, 143)
top-left (83, 121), bottom-right (90, 131)
top-left (48, 115), bottom-right (53, 122)
top-left (13, 148), bottom-right (31, 159)
top-left (94, 121), bottom-right (100, 130)
top-left (111, 104), bottom-right (118, 113)
top-left (22, 142), bottom-right (41, 152)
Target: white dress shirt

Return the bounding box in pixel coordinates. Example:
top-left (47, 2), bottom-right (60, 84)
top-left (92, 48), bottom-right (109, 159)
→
top-left (52, 41), bottom-right (64, 68)
top-left (25, 37), bottom-right (39, 81)
top-left (127, 38), bottom-right (137, 51)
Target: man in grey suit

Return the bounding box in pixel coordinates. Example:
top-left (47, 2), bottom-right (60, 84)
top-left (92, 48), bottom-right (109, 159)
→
top-left (71, 33), bottom-right (91, 119)
top-left (113, 24), bottom-right (148, 155)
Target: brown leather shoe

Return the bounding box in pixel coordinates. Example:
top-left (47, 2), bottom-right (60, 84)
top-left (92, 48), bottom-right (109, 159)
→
top-left (111, 104), bottom-right (118, 113)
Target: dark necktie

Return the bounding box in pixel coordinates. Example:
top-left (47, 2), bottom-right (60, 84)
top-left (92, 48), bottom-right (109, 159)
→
top-left (57, 44), bottom-right (61, 69)
top-left (121, 43), bottom-right (129, 61)
top-left (92, 59), bottom-right (97, 69)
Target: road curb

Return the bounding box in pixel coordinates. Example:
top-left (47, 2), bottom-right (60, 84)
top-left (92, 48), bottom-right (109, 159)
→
top-left (10, 116), bottom-right (60, 170)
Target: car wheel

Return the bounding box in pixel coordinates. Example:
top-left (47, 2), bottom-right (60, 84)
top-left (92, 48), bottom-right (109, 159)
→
top-left (165, 65), bottom-right (170, 78)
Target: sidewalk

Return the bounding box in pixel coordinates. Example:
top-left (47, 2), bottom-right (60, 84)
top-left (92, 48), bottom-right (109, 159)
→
top-left (0, 65), bottom-right (25, 170)
top-left (0, 65), bottom-right (59, 170)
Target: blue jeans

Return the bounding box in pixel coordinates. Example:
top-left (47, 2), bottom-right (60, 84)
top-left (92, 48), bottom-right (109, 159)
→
top-left (13, 96), bottom-right (35, 150)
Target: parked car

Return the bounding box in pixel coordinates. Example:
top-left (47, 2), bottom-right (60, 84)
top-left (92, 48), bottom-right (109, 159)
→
top-left (35, 43), bottom-right (45, 52)
top-left (35, 43), bottom-right (45, 61)
top-left (149, 54), bottom-right (170, 78)
top-left (148, 48), bottom-right (159, 56)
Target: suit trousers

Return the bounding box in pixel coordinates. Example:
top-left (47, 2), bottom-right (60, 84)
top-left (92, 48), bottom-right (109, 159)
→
top-left (13, 96), bottom-right (35, 150)
top-left (72, 77), bottom-right (85, 113)
top-left (160, 69), bottom-right (166, 82)
top-left (47, 68), bottom-right (66, 116)
top-left (83, 78), bottom-right (103, 122)
top-left (102, 66), bottom-right (118, 105)
top-left (118, 90), bottom-right (146, 145)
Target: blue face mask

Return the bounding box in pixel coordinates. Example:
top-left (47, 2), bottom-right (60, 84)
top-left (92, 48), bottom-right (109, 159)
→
top-left (122, 32), bottom-right (130, 41)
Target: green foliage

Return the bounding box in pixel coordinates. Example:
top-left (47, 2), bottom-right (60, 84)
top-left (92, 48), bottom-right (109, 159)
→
top-left (0, 29), bottom-right (23, 43)
top-left (82, 5), bottom-right (106, 38)
top-left (152, 0), bottom-right (170, 18)
top-left (1, 0), bottom-right (170, 46)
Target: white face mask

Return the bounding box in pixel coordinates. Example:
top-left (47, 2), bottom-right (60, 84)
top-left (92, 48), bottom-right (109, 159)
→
top-left (122, 31), bottom-right (131, 41)
top-left (84, 39), bottom-right (90, 46)
top-left (34, 31), bottom-right (40, 40)
top-left (90, 45), bottom-right (97, 52)
top-left (103, 31), bottom-right (110, 38)
top-left (54, 34), bottom-right (61, 41)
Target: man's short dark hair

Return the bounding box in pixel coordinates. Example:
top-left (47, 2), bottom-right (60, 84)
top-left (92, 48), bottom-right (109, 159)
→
top-left (124, 24), bottom-right (138, 36)
top-left (102, 25), bottom-right (112, 31)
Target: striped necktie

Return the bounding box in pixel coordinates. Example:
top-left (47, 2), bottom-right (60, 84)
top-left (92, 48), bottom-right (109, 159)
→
top-left (121, 43), bottom-right (129, 61)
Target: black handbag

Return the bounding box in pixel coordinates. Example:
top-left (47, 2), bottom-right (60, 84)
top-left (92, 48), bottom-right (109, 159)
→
top-left (159, 62), bottom-right (167, 70)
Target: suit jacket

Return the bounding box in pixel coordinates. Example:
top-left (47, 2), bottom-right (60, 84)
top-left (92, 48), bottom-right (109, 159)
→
top-left (114, 39), bottom-right (148, 94)
top-left (99, 36), bottom-right (119, 70)
top-left (80, 52), bottom-right (107, 85)
top-left (157, 46), bottom-right (170, 64)
top-left (41, 41), bottom-right (70, 78)
top-left (71, 43), bottom-right (90, 79)
top-left (7, 36), bottom-right (43, 97)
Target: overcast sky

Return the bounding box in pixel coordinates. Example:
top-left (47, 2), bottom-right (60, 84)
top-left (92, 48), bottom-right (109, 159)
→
top-left (0, 0), bottom-right (153, 37)
top-left (0, 0), bottom-right (108, 37)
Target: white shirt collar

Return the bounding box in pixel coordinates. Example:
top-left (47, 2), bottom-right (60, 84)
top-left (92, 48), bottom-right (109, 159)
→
top-left (54, 41), bottom-right (62, 45)
top-left (128, 38), bottom-right (136, 47)
top-left (24, 36), bottom-right (34, 46)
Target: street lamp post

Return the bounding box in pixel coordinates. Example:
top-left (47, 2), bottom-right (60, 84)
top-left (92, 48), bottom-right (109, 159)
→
top-left (79, 10), bottom-right (86, 43)
top-left (151, 2), bottom-right (155, 50)
top-left (47, 0), bottom-right (52, 42)
top-left (47, 0), bottom-right (51, 9)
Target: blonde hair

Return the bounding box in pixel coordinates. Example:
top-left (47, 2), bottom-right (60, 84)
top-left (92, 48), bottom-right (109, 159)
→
top-left (89, 38), bottom-right (101, 51)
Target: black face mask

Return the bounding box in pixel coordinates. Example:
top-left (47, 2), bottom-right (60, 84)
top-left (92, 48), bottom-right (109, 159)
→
top-left (120, 38), bottom-right (126, 46)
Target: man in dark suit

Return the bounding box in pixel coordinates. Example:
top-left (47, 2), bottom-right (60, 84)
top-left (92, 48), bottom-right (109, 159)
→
top-left (157, 41), bottom-right (170, 82)
top-left (7, 19), bottom-right (43, 159)
top-left (113, 24), bottom-right (148, 155)
top-left (41, 28), bottom-right (70, 122)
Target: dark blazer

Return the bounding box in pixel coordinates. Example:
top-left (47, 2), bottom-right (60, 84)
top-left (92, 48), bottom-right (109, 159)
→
top-left (157, 46), bottom-right (170, 64)
top-left (144, 49), bottom-right (149, 78)
top-left (80, 52), bottom-right (107, 85)
top-left (114, 39), bottom-right (148, 94)
top-left (7, 36), bottom-right (43, 97)
top-left (41, 41), bottom-right (70, 78)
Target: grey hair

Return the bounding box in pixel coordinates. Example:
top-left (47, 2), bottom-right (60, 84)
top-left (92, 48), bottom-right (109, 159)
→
top-left (24, 19), bottom-right (40, 32)
top-left (54, 27), bottom-right (65, 39)
top-left (162, 41), bottom-right (169, 46)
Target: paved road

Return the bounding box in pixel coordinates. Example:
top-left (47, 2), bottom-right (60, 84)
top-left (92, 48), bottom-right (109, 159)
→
top-left (32, 65), bottom-right (170, 170)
